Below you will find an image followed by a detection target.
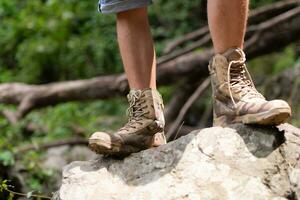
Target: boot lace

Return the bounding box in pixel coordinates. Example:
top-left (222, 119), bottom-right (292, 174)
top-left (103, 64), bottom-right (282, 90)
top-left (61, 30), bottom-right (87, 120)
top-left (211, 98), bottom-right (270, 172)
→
top-left (227, 58), bottom-right (264, 105)
top-left (119, 91), bottom-right (147, 132)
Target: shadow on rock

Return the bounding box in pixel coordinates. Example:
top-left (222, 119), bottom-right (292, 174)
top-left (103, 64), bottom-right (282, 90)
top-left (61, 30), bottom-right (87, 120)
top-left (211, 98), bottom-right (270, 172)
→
top-left (63, 132), bottom-right (196, 186)
top-left (229, 123), bottom-right (285, 158)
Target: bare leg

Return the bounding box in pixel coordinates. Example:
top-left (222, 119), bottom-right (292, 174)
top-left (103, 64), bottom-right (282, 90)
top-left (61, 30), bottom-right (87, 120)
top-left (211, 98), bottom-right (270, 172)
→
top-left (207, 0), bottom-right (249, 54)
top-left (117, 7), bottom-right (156, 89)
top-left (89, 8), bottom-right (165, 156)
top-left (207, 0), bottom-right (291, 127)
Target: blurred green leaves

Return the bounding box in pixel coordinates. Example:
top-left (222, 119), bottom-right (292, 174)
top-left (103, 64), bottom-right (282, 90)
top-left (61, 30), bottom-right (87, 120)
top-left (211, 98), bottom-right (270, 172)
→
top-left (0, 0), bottom-right (282, 84)
top-left (0, 151), bottom-right (15, 166)
top-left (0, 0), bottom-right (119, 83)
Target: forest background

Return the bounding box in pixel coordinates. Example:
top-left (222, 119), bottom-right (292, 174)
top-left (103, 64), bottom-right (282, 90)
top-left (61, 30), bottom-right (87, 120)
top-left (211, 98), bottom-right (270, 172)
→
top-left (0, 0), bottom-right (299, 198)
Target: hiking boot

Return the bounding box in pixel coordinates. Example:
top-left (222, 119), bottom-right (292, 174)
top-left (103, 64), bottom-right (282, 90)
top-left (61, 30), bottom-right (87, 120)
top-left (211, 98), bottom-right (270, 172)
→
top-left (89, 88), bottom-right (166, 156)
top-left (209, 48), bottom-right (291, 126)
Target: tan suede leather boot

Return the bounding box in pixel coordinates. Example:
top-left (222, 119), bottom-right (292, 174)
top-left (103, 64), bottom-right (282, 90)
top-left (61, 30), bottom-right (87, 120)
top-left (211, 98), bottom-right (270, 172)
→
top-left (209, 48), bottom-right (291, 126)
top-left (89, 88), bottom-right (166, 156)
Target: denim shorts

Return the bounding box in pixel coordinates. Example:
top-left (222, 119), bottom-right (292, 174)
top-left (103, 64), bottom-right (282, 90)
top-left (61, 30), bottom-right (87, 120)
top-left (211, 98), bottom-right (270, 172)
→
top-left (98, 0), bottom-right (153, 14)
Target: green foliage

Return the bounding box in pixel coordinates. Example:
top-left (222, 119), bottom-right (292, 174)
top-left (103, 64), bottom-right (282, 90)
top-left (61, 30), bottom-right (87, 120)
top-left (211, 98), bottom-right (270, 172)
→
top-left (0, 100), bottom-right (128, 193)
top-left (0, 151), bottom-right (15, 166)
top-left (150, 0), bottom-right (205, 53)
top-left (249, 46), bottom-right (298, 76)
top-left (0, 180), bottom-right (9, 192)
top-left (0, 0), bottom-right (281, 84)
top-left (250, 0), bottom-right (278, 8)
top-left (0, 0), bottom-right (119, 83)
top-left (1, 179), bottom-right (51, 199)
top-left (0, 0), bottom-right (209, 84)
top-left (273, 47), bottom-right (297, 73)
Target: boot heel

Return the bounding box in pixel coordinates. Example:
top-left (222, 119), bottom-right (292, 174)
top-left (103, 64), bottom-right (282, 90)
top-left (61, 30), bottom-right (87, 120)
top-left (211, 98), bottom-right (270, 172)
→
top-left (151, 131), bottom-right (166, 147)
top-left (213, 99), bottom-right (236, 127)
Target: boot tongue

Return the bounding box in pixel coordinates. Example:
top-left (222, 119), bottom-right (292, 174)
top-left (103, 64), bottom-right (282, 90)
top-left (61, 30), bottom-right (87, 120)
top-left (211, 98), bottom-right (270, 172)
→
top-left (222, 48), bottom-right (246, 86)
top-left (222, 48), bottom-right (245, 63)
top-left (221, 48), bottom-right (265, 101)
top-left (126, 90), bottom-right (143, 118)
top-left (127, 90), bottom-right (141, 101)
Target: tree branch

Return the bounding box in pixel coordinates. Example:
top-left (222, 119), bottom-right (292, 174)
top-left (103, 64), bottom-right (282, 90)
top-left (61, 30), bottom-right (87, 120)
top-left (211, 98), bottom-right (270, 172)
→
top-left (166, 78), bottom-right (210, 141)
top-left (15, 138), bottom-right (88, 153)
top-left (163, 0), bottom-right (300, 54)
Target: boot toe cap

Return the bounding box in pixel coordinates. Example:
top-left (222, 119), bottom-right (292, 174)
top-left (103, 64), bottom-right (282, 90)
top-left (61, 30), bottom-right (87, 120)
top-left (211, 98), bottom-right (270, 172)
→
top-left (89, 132), bottom-right (122, 151)
top-left (89, 131), bottom-right (111, 141)
top-left (267, 100), bottom-right (292, 116)
top-left (269, 99), bottom-right (291, 109)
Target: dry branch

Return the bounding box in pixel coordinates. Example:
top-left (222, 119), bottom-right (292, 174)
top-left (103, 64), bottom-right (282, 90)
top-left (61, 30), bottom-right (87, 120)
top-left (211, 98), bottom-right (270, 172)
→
top-left (166, 78), bottom-right (210, 141)
top-left (157, 34), bottom-right (211, 65)
top-left (164, 76), bottom-right (207, 123)
top-left (163, 0), bottom-right (300, 54)
top-left (163, 26), bottom-right (209, 55)
top-left (15, 138), bottom-right (88, 153)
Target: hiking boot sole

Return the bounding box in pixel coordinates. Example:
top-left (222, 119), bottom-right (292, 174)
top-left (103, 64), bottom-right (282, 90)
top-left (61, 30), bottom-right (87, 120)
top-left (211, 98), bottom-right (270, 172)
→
top-left (239, 107), bottom-right (291, 125)
top-left (215, 107), bottom-right (291, 126)
top-left (89, 120), bottom-right (164, 156)
top-left (89, 132), bottom-right (166, 157)
top-left (88, 141), bottom-right (137, 157)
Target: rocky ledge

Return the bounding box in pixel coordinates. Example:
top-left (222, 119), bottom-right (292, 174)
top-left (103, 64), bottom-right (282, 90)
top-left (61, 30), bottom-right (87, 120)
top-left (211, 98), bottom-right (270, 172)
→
top-left (54, 124), bottom-right (300, 200)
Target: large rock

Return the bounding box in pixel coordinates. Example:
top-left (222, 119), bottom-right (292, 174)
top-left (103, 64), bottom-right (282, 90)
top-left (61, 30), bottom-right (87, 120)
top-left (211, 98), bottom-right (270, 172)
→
top-left (55, 124), bottom-right (300, 200)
